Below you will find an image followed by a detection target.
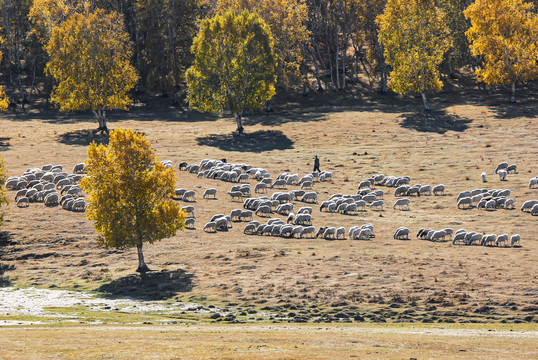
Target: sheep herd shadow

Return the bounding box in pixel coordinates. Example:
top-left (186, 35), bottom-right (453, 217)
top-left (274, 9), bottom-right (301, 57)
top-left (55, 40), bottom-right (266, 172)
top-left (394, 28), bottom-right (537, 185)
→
top-left (398, 111), bottom-right (472, 134)
top-left (96, 268), bottom-right (194, 301)
top-left (196, 130), bottom-right (294, 152)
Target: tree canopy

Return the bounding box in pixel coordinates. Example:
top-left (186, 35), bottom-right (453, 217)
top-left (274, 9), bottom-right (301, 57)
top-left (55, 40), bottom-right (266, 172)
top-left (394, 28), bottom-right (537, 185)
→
top-left (80, 128), bottom-right (186, 274)
top-left (377, 0), bottom-right (452, 110)
top-left (464, 0), bottom-right (538, 102)
top-left (45, 8), bottom-right (138, 132)
top-left (186, 10), bottom-right (276, 133)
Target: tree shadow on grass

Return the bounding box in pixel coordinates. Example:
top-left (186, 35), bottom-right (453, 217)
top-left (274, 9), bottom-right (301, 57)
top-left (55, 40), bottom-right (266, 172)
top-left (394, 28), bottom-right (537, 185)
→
top-left (58, 129), bottom-right (110, 146)
top-left (0, 137), bottom-right (10, 151)
top-left (196, 130), bottom-right (294, 152)
top-left (96, 268), bottom-right (194, 301)
top-left (399, 111), bottom-right (472, 134)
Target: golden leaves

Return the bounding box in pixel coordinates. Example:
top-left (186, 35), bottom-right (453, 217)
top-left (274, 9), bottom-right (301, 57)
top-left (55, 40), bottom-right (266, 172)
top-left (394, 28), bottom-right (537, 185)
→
top-left (464, 0), bottom-right (538, 86)
top-left (45, 8), bottom-right (138, 114)
top-left (80, 128), bottom-right (184, 250)
top-left (377, 0), bottom-right (451, 95)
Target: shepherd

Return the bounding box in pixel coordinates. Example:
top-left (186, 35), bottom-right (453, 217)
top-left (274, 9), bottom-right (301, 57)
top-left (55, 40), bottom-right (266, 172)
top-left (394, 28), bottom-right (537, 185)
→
top-left (313, 155), bottom-right (320, 173)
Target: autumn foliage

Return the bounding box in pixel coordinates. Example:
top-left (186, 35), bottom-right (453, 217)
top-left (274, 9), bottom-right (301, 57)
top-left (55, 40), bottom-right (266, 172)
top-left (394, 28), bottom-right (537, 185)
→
top-left (464, 0), bottom-right (538, 102)
top-left (80, 128), bottom-right (186, 273)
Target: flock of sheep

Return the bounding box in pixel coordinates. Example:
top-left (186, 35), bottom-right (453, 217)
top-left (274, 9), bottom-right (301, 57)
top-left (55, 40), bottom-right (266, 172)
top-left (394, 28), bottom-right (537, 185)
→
top-left (175, 159), bottom-right (536, 248)
top-left (5, 163), bottom-right (88, 212)
top-left (5, 158), bottom-right (535, 249)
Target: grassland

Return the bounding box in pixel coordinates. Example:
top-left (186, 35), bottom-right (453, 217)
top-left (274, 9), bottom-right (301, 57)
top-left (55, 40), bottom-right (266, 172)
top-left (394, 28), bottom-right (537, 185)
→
top-left (0, 86), bottom-right (537, 358)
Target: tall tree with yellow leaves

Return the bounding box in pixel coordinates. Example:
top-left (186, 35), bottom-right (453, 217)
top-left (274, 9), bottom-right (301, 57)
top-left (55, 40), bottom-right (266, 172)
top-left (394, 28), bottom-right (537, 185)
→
top-left (186, 10), bottom-right (276, 133)
top-left (0, 38), bottom-right (9, 111)
top-left (45, 8), bottom-right (138, 133)
top-left (464, 0), bottom-right (538, 102)
top-left (377, 0), bottom-right (451, 110)
top-left (80, 128), bottom-right (186, 274)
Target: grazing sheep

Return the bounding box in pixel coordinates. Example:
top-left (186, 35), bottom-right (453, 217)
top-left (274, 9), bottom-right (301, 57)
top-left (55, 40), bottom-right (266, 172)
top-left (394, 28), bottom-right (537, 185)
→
top-left (181, 206), bottom-right (195, 218)
top-left (294, 214), bottom-right (312, 226)
top-left (214, 217), bottom-right (229, 231)
top-left (372, 190), bottom-right (384, 199)
top-left (531, 204), bottom-right (538, 216)
top-left (417, 228), bottom-right (432, 239)
top-left (481, 234), bottom-right (496, 246)
top-left (504, 198), bottom-right (515, 209)
top-left (301, 181), bottom-right (313, 190)
top-left (529, 177), bottom-right (538, 189)
top-left (243, 223), bottom-right (258, 235)
top-left (457, 197), bottom-right (473, 209)
top-left (238, 210), bottom-right (253, 222)
top-left (393, 198), bottom-right (411, 211)
top-left (495, 162), bottom-right (508, 173)
top-left (203, 221), bottom-right (217, 233)
top-left (419, 185), bottom-right (432, 196)
top-left (431, 230), bottom-right (447, 242)
top-left (469, 233), bottom-right (483, 245)
top-left (62, 198), bottom-right (75, 210)
top-left (481, 172), bottom-right (487, 183)
top-left (477, 199), bottom-right (487, 209)
top-left (498, 169), bottom-right (507, 181)
top-left (369, 200), bottom-right (384, 211)
top-left (15, 189), bottom-right (28, 201)
top-left (319, 201), bottom-right (332, 212)
top-left (255, 205), bottom-right (272, 217)
top-left (520, 200), bottom-right (538, 212)
top-left (510, 234), bottom-right (520, 247)
top-left (358, 180), bottom-right (372, 190)
top-left (323, 227), bottom-right (337, 240)
top-left (394, 185), bottom-right (409, 197)
top-left (494, 234), bottom-right (508, 247)
top-left (279, 225), bottom-right (295, 238)
top-left (276, 203), bottom-right (294, 216)
top-left (362, 194), bottom-right (377, 203)
top-left (452, 231), bottom-right (466, 244)
top-left (506, 164), bottom-right (517, 173)
top-left (254, 183), bottom-right (268, 194)
top-left (179, 162), bottom-right (188, 171)
top-left (44, 192), bottom-right (59, 206)
top-left (457, 191), bottom-right (471, 201)
top-left (343, 203), bottom-right (358, 215)
top-left (275, 193), bottom-right (293, 203)
top-left (289, 226), bottom-right (304, 238)
top-left (16, 197), bottom-right (30, 208)
top-left (300, 226), bottom-right (316, 238)
top-left (433, 184), bottom-right (445, 196)
top-left (271, 179), bottom-right (287, 189)
top-left (356, 228), bottom-right (372, 240)
top-left (73, 163), bottom-right (86, 174)
top-left (203, 188), bottom-right (217, 199)
top-left (185, 217), bottom-right (195, 229)
top-left (335, 227), bottom-right (346, 240)
top-left (355, 200), bottom-right (366, 211)
top-left (230, 209), bottom-right (242, 221)
top-left (485, 199), bottom-right (496, 211)
top-left (15, 180), bottom-right (28, 190)
top-left (238, 173), bottom-right (249, 183)
top-left (227, 191), bottom-right (243, 201)
top-left (301, 192), bottom-right (318, 203)
top-left (393, 227), bottom-right (410, 240)
top-left (174, 188), bottom-right (187, 199)
top-left (297, 207), bottom-right (313, 215)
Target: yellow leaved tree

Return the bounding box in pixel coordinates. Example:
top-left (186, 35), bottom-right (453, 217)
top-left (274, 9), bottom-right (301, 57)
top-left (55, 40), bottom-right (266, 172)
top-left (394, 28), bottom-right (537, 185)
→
top-left (377, 0), bottom-right (452, 110)
top-left (0, 157), bottom-right (8, 227)
top-left (80, 129), bottom-right (186, 274)
top-left (464, 0), bottom-right (538, 102)
top-left (0, 36), bottom-right (9, 111)
top-left (45, 8), bottom-right (138, 133)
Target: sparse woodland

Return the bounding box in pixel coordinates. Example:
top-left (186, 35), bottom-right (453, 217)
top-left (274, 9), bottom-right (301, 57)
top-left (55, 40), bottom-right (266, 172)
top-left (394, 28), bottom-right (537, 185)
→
top-left (0, 0), bottom-right (536, 122)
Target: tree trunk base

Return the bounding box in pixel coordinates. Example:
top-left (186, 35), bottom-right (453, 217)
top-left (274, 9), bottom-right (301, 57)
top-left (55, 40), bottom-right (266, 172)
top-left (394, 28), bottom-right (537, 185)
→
top-left (93, 127), bottom-right (109, 135)
top-left (136, 264), bottom-right (150, 274)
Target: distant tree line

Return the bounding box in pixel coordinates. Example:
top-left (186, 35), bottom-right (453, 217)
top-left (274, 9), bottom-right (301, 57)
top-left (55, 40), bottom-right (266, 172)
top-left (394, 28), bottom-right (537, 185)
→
top-left (0, 0), bottom-right (536, 120)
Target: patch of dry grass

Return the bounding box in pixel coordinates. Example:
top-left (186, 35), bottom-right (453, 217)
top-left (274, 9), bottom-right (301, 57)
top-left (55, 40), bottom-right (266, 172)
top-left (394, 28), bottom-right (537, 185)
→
top-left (1, 323), bottom-right (537, 359)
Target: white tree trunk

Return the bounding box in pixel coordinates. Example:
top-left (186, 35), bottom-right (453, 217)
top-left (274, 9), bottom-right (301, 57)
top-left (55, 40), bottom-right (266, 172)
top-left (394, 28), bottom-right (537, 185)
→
top-left (235, 113), bottom-right (244, 134)
top-left (136, 243), bottom-right (150, 274)
top-left (421, 92), bottom-right (431, 111)
top-left (510, 82), bottom-right (516, 103)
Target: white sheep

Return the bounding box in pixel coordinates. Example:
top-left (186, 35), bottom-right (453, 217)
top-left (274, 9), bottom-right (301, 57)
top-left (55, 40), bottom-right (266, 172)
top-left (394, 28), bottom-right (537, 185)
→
top-left (452, 231), bottom-right (466, 244)
top-left (181, 206), bottom-right (195, 218)
top-left (294, 214), bottom-right (312, 226)
top-left (520, 200), bottom-right (538, 212)
top-left (481, 172), bottom-right (487, 183)
top-left (300, 226), bottom-right (316, 238)
top-left (301, 181), bottom-right (313, 190)
top-left (529, 177), bottom-right (538, 189)
top-left (506, 164), bottom-right (517, 173)
top-left (297, 207), bottom-right (312, 215)
top-left (433, 184), bottom-right (445, 196)
top-left (457, 191), bottom-right (471, 201)
top-left (394, 185), bottom-right (409, 197)
top-left (495, 162), bottom-right (508, 174)
top-left (335, 227), bottom-right (346, 240)
top-left (431, 230), bottom-right (447, 242)
top-left (356, 228), bottom-right (372, 240)
top-left (495, 234), bottom-right (509, 247)
top-left (301, 192), bottom-right (318, 203)
top-left (44, 192), bottom-right (59, 206)
top-left (182, 190), bottom-right (196, 202)
top-left (504, 198), bottom-right (514, 209)
top-left (16, 197), bottom-right (30, 208)
top-left (254, 183), bottom-right (268, 194)
top-left (498, 169), bottom-right (507, 181)
top-left (485, 199), bottom-right (496, 211)
top-left (203, 188), bottom-right (217, 199)
top-left (481, 234), bottom-right (497, 246)
top-left (510, 234), bottom-right (520, 247)
top-left (185, 217), bottom-right (196, 229)
top-left (419, 185), bottom-right (432, 196)
top-left (531, 204), bottom-right (538, 216)
top-left (457, 197), bottom-right (473, 209)
top-left (393, 198), bottom-right (410, 211)
top-left (73, 163), bottom-right (86, 174)
top-left (290, 226), bottom-right (303, 238)
top-left (203, 222), bottom-right (217, 233)
top-left (323, 227), bottom-right (337, 240)
top-left (255, 205), bottom-right (272, 217)
top-left (393, 227), bottom-right (410, 240)
top-left (238, 210), bottom-right (253, 222)
top-left (271, 179), bottom-right (287, 189)
top-left (227, 191), bottom-right (243, 201)
top-left (369, 200), bottom-right (384, 211)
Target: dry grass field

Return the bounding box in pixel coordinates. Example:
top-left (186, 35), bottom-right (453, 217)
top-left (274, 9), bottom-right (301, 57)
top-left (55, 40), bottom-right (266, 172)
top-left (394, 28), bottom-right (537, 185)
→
top-left (0, 87), bottom-right (537, 357)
